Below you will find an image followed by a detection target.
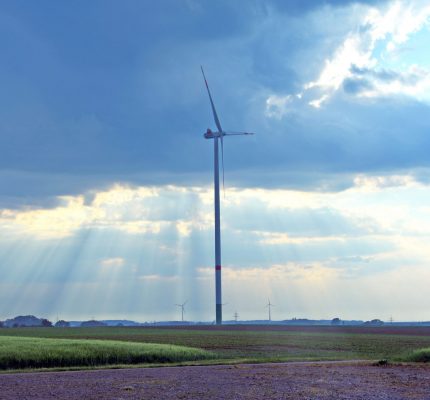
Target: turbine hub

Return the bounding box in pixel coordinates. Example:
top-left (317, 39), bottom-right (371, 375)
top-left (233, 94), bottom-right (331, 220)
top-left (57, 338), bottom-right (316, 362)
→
top-left (204, 129), bottom-right (223, 139)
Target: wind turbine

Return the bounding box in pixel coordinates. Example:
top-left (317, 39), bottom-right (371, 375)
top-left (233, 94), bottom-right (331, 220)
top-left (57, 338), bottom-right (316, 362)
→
top-left (175, 301), bottom-right (187, 322)
top-left (201, 66), bottom-right (254, 325)
top-left (266, 299), bottom-right (275, 322)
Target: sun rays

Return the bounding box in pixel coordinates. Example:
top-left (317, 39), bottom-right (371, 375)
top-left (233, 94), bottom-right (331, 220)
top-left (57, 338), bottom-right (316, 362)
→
top-left (0, 178), bottom-right (429, 321)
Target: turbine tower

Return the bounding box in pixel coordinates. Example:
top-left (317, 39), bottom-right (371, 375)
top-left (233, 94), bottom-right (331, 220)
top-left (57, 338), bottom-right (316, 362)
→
top-left (175, 301), bottom-right (187, 322)
top-left (266, 299), bottom-right (274, 322)
top-left (201, 66), bottom-right (254, 325)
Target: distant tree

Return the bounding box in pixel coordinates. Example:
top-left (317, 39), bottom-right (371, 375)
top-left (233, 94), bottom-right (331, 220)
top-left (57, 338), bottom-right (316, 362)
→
top-left (0, 321), bottom-right (3, 328)
top-left (5, 315), bottom-right (43, 328)
top-left (80, 320), bottom-right (107, 327)
top-left (41, 319), bottom-right (53, 327)
top-left (331, 318), bottom-right (341, 325)
top-left (363, 319), bottom-right (384, 326)
top-left (54, 320), bottom-right (70, 328)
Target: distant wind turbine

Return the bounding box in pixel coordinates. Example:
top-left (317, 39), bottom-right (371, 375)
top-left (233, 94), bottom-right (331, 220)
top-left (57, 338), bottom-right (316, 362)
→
top-left (201, 66), bottom-right (255, 325)
top-left (175, 301), bottom-right (187, 322)
top-left (266, 299), bottom-right (275, 322)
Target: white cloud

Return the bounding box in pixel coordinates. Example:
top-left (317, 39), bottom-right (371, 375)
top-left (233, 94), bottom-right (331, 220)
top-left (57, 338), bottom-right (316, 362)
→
top-left (304, 32), bottom-right (374, 94)
top-left (266, 0), bottom-right (430, 113)
top-left (99, 257), bottom-right (125, 268)
top-left (308, 94), bottom-right (330, 109)
top-left (352, 174), bottom-right (421, 191)
top-left (257, 233), bottom-right (353, 245)
top-left (356, 65), bottom-right (430, 99)
top-left (265, 94), bottom-right (294, 118)
top-left (197, 262), bottom-right (337, 283)
top-left (138, 274), bottom-right (179, 282)
top-left (367, 0), bottom-right (430, 50)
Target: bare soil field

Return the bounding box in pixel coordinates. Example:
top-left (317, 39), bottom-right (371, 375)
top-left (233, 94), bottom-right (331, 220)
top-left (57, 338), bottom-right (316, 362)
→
top-left (162, 324), bottom-right (430, 336)
top-left (1, 361), bottom-right (430, 400)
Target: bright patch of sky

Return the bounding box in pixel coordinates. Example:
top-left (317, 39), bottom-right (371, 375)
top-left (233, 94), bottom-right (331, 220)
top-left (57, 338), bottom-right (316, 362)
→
top-left (1, 0), bottom-right (430, 322)
top-left (1, 180), bottom-right (430, 321)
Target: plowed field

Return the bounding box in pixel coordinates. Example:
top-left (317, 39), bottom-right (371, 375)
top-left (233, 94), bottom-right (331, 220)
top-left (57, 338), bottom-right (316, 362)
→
top-left (1, 361), bottom-right (430, 400)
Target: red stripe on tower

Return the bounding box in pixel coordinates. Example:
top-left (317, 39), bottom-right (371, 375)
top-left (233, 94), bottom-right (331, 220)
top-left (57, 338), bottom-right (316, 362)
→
top-left (215, 265), bottom-right (221, 271)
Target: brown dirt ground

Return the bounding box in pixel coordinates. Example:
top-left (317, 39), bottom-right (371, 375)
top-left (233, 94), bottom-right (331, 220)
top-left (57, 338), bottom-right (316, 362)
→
top-left (156, 324), bottom-right (430, 336)
top-left (1, 361), bottom-right (430, 400)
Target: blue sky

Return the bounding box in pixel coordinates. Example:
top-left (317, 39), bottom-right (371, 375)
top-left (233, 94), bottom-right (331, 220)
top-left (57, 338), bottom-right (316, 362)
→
top-left (1, 0), bottom-right (430, 322)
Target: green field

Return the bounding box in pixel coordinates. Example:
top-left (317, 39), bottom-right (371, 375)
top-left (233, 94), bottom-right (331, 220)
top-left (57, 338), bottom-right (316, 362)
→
top-left (402, 348), bottom-right (430, 363)
top-left (1, 326), bottom-right (430, 370)
top-left (0, 335), bottom-right (215, 370)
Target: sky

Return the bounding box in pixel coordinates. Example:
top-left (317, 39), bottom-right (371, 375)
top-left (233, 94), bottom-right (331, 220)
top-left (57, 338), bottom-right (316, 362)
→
top-left (1, 0), bottom-right (430, 322)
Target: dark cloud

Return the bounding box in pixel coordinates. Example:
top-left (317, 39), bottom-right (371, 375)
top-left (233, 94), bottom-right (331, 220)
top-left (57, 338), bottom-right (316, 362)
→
top-left (343, 77), bottom-right (374, 94)
top-left (0, 0), bottom-right (429, 206)
top-left (349, 65), bottom-right (424, 86)
top-left (267, 0), bottom-right (387, 15)
top-left (252, 95), bottom-right (430, 185)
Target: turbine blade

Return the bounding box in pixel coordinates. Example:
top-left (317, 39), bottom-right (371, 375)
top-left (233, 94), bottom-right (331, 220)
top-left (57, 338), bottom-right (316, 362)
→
top-left (201, 66), bottom-right (223, 132)
top-left (224, 131), bottom-right (255, 136)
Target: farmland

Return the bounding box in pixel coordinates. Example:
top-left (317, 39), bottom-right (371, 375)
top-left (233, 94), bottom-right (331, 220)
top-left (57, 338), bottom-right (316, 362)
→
top-left (0, 336), bottom-right (215, 370)
top-left (1, 325), bottom-right (430, 370)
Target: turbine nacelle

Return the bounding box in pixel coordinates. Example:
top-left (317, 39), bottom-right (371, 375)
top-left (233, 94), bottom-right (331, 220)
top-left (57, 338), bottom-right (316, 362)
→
top-left (204, 128), bottom-right (224, 139)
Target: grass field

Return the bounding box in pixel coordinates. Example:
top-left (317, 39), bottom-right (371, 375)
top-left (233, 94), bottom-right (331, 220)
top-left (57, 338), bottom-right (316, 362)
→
top-left (1, 325), bottom-right (430, 370)
top-left (402, 347), bottom-right (430, 363)
top-left (0, 335), bottom-right (215, 370)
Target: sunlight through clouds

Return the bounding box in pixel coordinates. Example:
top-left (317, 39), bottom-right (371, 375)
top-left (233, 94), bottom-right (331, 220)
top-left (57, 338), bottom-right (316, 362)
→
top-left (307, 0), bottom-right (430, 104)
top-left (0, 185), bottom-right (211, 239)
top-left (9, 196), bottom-right (94, 238)
top-left (1, 177), bottom-right (430, 320)
top-left (266, 0), bottom-right (430, 114)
